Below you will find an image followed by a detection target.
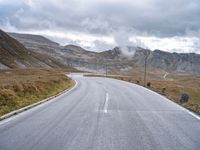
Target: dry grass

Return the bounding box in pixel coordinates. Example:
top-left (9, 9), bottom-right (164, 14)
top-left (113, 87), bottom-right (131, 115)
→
top-left (0, 68), bottom-right (75, 116)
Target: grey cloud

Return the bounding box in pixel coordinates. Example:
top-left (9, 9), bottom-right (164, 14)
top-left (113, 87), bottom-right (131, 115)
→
top-left (81, 17), bottom-right (111, 34)
top-left (1, 0), bottom-right (200, 37)
top-left (1, 0), bottom-right (200, 53)
top-left (93, 40), bottom-right (114, 52)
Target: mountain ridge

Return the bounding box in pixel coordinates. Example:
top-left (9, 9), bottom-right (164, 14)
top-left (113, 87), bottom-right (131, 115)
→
top-left (0, 29), bottom-right (69, 69)
top-left (7, 31), bottom-right (200, 75)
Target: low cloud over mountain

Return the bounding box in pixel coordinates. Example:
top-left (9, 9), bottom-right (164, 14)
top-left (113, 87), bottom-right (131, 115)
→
top-left (8, 31), bottom-right (200, 75)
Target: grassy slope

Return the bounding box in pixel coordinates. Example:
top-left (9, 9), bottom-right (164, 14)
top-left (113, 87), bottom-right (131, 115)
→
top-left (0, 68), bottom-right (75, 116)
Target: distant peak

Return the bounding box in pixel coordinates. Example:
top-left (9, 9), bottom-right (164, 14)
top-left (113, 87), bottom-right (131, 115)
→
top-left (8, 32), bottom-right (60, 46)
top-left (64, 44), bottom-right (87, 52)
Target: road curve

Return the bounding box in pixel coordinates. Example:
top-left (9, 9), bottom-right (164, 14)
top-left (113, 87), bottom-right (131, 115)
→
top-left (0, 74), bottom-right (200, 150)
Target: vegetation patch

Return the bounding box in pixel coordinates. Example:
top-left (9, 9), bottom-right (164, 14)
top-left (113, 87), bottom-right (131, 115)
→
top-left (0, 68), bottom-right (75, 116)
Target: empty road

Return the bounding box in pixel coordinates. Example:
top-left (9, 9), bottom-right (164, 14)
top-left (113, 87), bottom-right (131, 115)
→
top-left (0, 74), bottom-right (200, 150)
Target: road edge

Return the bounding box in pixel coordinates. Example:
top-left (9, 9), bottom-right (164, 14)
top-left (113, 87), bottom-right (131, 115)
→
top-left (0, 78), bottom-right (77, 121)
top-left (87, 75), bottom-right (200, 121)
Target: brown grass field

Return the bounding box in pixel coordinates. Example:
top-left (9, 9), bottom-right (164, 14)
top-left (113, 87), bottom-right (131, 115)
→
top-left (0, 68), bottom-right (75, 116)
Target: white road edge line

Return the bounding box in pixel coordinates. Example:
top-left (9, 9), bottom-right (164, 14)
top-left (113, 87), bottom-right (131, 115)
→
top-left (182, 107), bottom-right (200, 121)
top-left (146, 88), bottom-right (200, 121)
top-left (162, 94), bottom-right (200, 121)
top-left (104, 93), bottom-right (109, 113)
top-left (131, 80), bottom-right (200, 121)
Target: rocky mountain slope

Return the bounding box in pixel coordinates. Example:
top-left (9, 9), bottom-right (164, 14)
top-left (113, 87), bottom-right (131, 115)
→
top-left (9, 32), bottom-right (200, 75)
top-left (148, 50), bottom-right (200, 75)
top-left (0, 29), bottom-right (67, 69)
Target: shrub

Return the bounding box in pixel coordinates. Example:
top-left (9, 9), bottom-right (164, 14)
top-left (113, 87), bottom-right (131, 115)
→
top-left (0, 89), bottom-right (16, 100)
top-left (22, 84), bottom-right (39, 94)
top-left (0, 89), bottom-right (17, 106)
top-left (12, 83), bottom-right (23, 92)
top-left (162, 87), bottom-right (166, 93)
top-left (147, 82), bottom-right (151, 87)
top-left (180, 93), bottom-right (189, 103)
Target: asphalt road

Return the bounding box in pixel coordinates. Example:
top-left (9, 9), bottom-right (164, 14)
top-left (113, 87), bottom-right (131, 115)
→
top-left (0, 74), bottom-right (200, 150)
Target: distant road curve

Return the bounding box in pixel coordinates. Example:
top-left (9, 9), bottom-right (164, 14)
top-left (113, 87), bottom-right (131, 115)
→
top-left (0, 73), bottom-right (200, 150)
top-left (163, 72), bottom-right (169, 79)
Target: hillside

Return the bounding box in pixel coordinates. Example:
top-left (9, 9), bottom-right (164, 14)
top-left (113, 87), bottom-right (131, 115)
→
top-left (0, 29), bottom-right (49, 69)
top-left (0, 68), bottom-right (75, 116)
top-left (148, 50), bottom-right (200, 75)
top-left (0, 30), bottom-right (69, 69)
top-left (9, 33), bottom-right (61, 55)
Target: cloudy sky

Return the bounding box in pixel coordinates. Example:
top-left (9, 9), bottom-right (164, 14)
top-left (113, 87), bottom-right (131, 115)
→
top-left (0, 0), bottom-right (200, 53)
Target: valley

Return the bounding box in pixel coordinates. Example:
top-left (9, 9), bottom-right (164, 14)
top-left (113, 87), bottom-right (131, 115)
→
top-left (0, 28), bottom-right (200, 117)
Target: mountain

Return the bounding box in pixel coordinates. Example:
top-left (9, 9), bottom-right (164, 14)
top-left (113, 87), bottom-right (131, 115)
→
top-left (9, 32), bottom-right (62, 56)
top-left (9, 33), bottom-right (104, 67)
top-left (0, 29), bottom-right (67, 69)
top-left (100, 47), bottom-right (200, 75)
top-left (9, 32), bottom-right (200, 75)
top-left (148, 50), bottom-right (200, 74)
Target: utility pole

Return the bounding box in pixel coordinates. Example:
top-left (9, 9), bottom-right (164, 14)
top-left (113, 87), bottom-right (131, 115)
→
top-left (95, 62), bottom-right (98, 73)
top-left (105, 64), bottom-right (108, 77)
top-left (144, 56), bottom-right (147, 87)
top-left (144, 52), bottom-right (151, 87)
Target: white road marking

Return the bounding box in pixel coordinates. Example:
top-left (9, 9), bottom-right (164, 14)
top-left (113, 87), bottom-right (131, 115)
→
top-left (104, 93), bottom-right (109, 113)
top-left (183, 108), bottom-right (200, 121)
top-left (156, 91), bottom-right (200, 121)
top-left (163, 72), bottom-right (169, 79)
